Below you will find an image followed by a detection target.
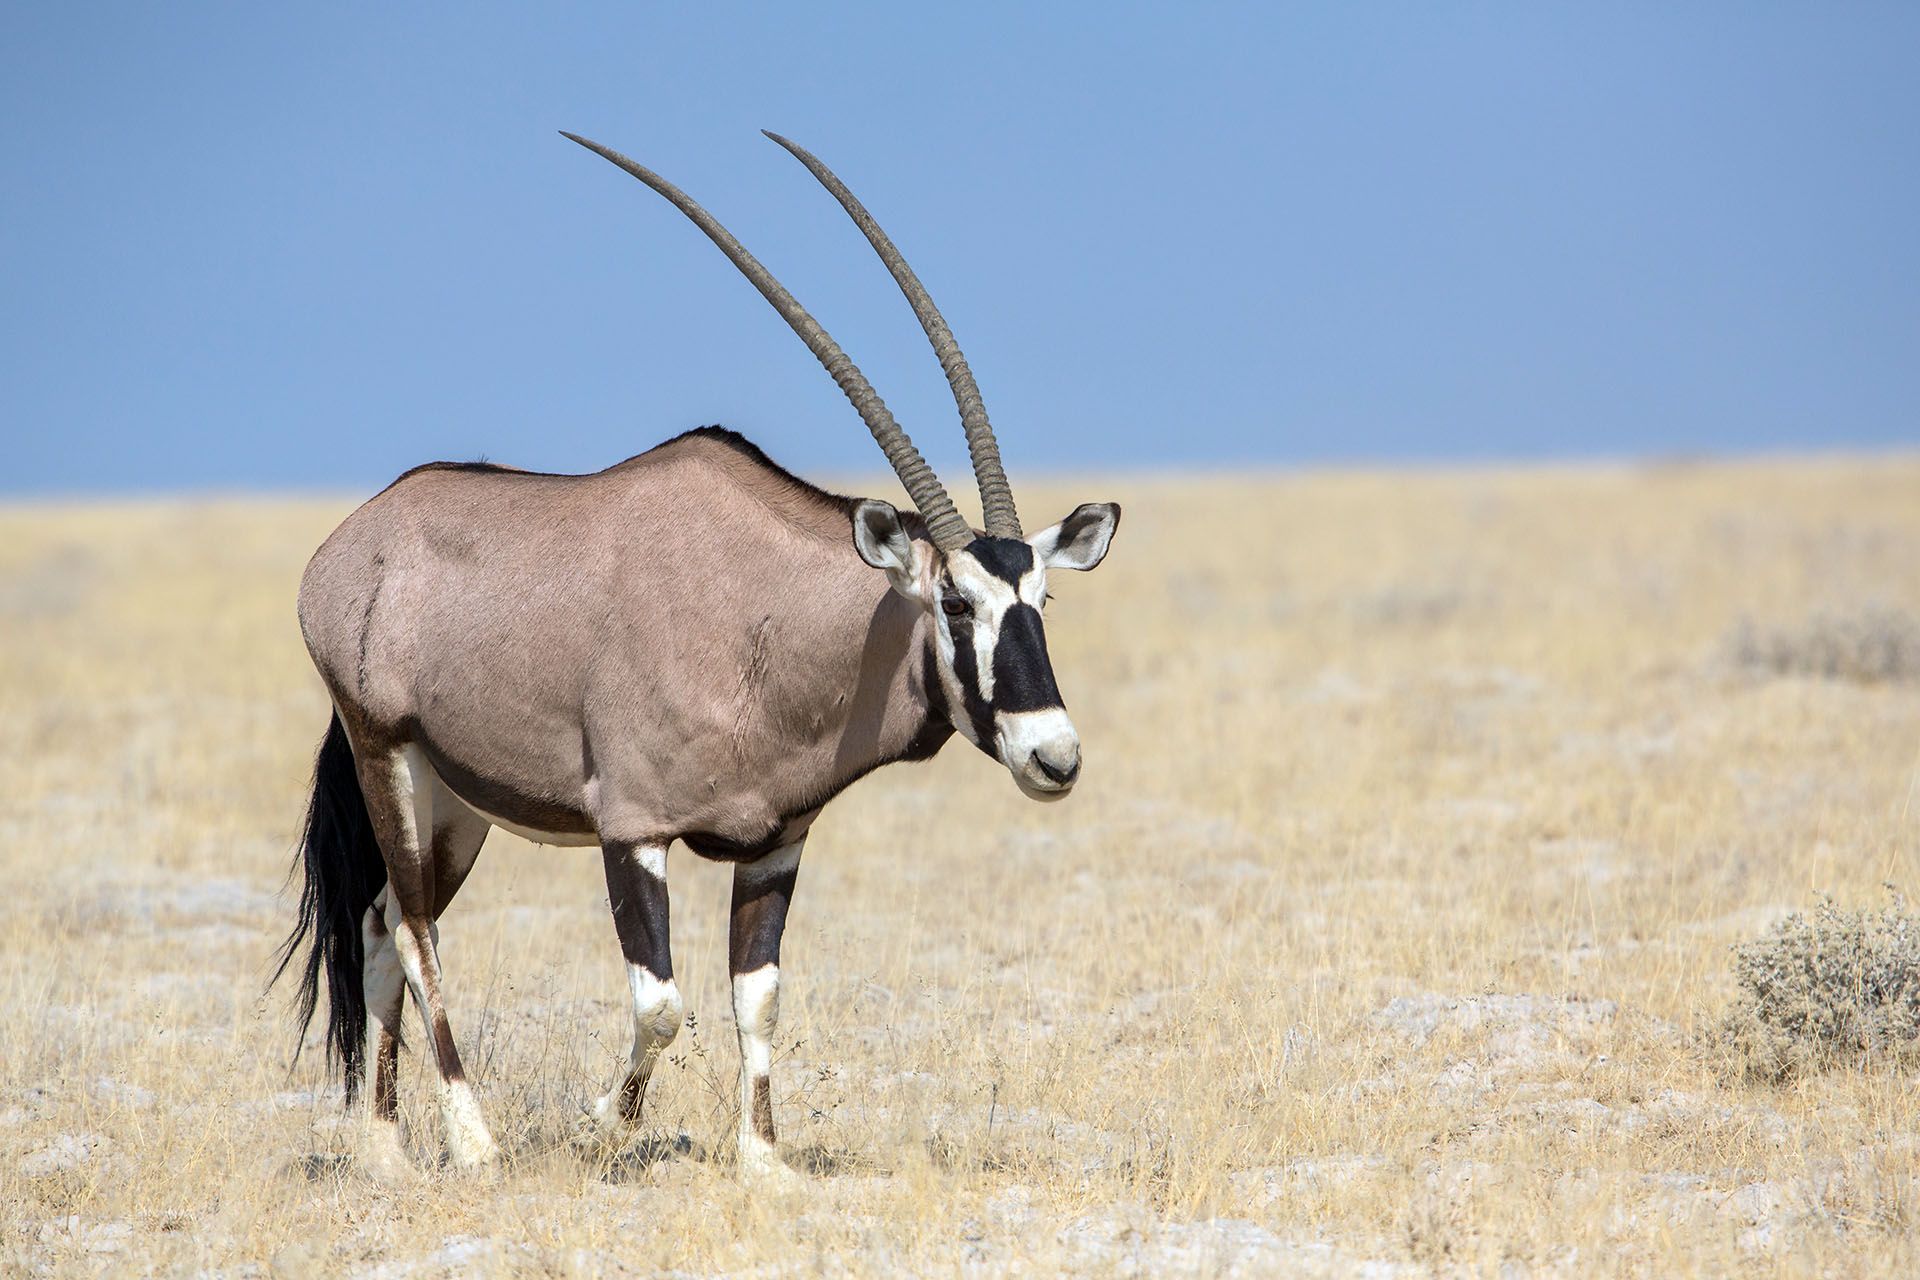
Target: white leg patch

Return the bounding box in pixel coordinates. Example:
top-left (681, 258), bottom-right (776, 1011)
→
top-left (356, 1110), bottom-right (413, 1182)
top-left (362, 900), bottom-right (403, 1006)
top-left (389, 917), bottom-right (440, 993)
top-left (732, 963), bottom-right (790, 1178)
top-left (733, 964), bottom-right (780, 1081)
top-left (636, 844), bottom-right (667, 881)
top-left (362, 932), bottom-right (404, 1037)
top-left (629, 966), bottom-right (685, 1045)
top-left (388, 918), bottom-right (498, 1168)
top-left (395, 745), bottom-right (431, 852)
top-left (441, 1081), bottom-right (499, 1169)
top-left (736, 841), bottom-right (801, 887)
top-left (591, 967), bottom-right (682, 1132)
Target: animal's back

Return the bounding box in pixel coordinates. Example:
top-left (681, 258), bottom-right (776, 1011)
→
top-left (300, 459), bottom-right (605, 728)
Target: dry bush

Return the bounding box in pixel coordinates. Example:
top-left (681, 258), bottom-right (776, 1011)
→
top-left (1719, 891), bottom-right (1920, 1082)
top-left (1728, 607), bottom-right (1920, 683)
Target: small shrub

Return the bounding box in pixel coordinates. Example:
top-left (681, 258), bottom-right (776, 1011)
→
top-left (1728, 608), bottom-right (1920, 684)
top-left (1718, 890), bottom-right (1920, 1082)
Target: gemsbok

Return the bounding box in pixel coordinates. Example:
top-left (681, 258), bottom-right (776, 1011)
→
top-left (276, 131), bottom-right (1119, 1177)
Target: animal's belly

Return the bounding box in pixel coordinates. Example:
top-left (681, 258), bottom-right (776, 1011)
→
top-left (415, 733), bottom-right (599, 846)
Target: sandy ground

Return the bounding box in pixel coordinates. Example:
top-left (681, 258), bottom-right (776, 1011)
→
top-left (2, 456), bottom-right (1917, 1276)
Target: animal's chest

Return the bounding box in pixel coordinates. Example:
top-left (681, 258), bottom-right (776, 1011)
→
top-left (678, 810), bottom-right (820, 862)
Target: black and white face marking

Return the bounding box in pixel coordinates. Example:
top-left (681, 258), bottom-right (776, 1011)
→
top-left (935, 538), bottom-right (1078, 798)
top-left (855, 500), bottom-right (1121, 801)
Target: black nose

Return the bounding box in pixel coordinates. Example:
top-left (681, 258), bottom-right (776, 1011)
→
top-left (1032, 751), bottom-right (1080, 786)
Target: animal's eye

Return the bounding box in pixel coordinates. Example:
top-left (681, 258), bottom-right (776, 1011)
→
top-left (941, 595), bottom-right (970, 618)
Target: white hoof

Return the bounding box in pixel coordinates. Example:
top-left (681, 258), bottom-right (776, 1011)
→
top-left (311, 1112), bottom-right (417, 1184)
top-left (738, 1141), bottom-right (803, 1188)
top-left (589, 1091), bottom-right (634, 1138)
top-left (441, 1085), bottom-right (500, 1170)
top-left (446, 1129), bottom-right (501, 1171)
top-left (357, 1120), bottom-right (416, 1183)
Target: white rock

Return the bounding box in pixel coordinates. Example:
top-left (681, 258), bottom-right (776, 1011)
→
top-left (21, 1132), bottom-right (109, 1176)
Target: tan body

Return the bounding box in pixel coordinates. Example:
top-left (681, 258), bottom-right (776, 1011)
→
top-left (300, 429), bottom-right (945, 857)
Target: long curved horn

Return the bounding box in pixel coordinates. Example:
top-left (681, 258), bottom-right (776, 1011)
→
top-left (561, 132), bottom-right (975, 551)
top-left (762, 131), bottom-right (1022, 539)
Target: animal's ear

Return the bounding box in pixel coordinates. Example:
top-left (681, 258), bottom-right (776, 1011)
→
top-left (1029, 502), bottom-right (1120, 572)
top-left (852, 499), bottom-right (927, 600)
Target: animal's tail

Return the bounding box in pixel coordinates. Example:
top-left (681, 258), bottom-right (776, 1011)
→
top-left (270, 712), bottom-right (387, 1103)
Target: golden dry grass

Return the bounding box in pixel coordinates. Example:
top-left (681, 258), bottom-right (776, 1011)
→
top-left (2, 456), bottom-right (1918, 1276)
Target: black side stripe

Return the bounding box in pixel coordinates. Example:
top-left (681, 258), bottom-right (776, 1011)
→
top-left (945, 617), bottom-right (999, 754)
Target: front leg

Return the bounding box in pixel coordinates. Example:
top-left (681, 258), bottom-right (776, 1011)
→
top-left (730, 839), bottom-right (803, 1177)
top-left (593, 841), bottom-right (683, 1134)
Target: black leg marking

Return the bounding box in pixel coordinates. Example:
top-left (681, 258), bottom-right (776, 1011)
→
top-left (729, 853), bottom-right (798, 976)
top-left (730, 841), bottom-right (802, 1171)
top-left (596, 843), bottom-right (682, 1130)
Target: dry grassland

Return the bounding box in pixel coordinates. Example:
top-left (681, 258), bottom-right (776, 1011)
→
top-left (2, 456), bottom-right (1918, 1276)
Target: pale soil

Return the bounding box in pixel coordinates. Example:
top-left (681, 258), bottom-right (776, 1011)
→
top-left (1, 456), bottom-right (1917, 1277)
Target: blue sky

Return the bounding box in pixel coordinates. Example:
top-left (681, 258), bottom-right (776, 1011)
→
top-left (3, 4), bottom-right (1915, 495)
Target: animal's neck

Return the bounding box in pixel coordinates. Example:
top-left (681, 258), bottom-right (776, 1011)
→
top-left (827, 584), bottom-right (946, 767)
top-left (744, 567), bottom-right (951, 809)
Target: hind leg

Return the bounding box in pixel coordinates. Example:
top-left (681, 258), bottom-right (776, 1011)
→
top-left (359, 786), bottom-right (490, 1166)
top-left (362, 890), bottom-right (405, 1127)
top-left (356, 742), bottom-right (499, 1168)
top-left (351, 887), bottom-right (411, 1176)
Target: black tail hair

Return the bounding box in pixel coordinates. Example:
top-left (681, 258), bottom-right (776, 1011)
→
top-left (270, 712), bottom-right (387, 1102)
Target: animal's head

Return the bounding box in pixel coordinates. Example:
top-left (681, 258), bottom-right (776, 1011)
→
top-left (566, 128), bottom-right (1120, 798)
top-left (853, 503), bottom-right (1118, 799)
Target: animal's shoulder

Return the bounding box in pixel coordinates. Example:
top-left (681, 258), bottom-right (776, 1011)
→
top-left (633, 427), bottom-right (856, 516)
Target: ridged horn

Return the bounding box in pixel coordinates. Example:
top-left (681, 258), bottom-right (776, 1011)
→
top-left (561, 132), bottom-right (976, 551)
top-left (762, 130), bottom-right (1021, 539)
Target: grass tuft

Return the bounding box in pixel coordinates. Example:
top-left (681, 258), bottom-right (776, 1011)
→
top-left (1718, 889), bottom-right (1920, 1082)
top-left (1728, 607), bottom-right (1920, 683)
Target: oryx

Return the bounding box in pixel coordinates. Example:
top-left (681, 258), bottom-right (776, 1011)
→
top-left (275, 131), bottom-right (1119, 1176)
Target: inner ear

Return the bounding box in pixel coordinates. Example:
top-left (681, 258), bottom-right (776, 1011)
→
top-left (1030, 502), bottom-right (1120, 572)
top-left (851, 499), bottom-right (926, 600)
